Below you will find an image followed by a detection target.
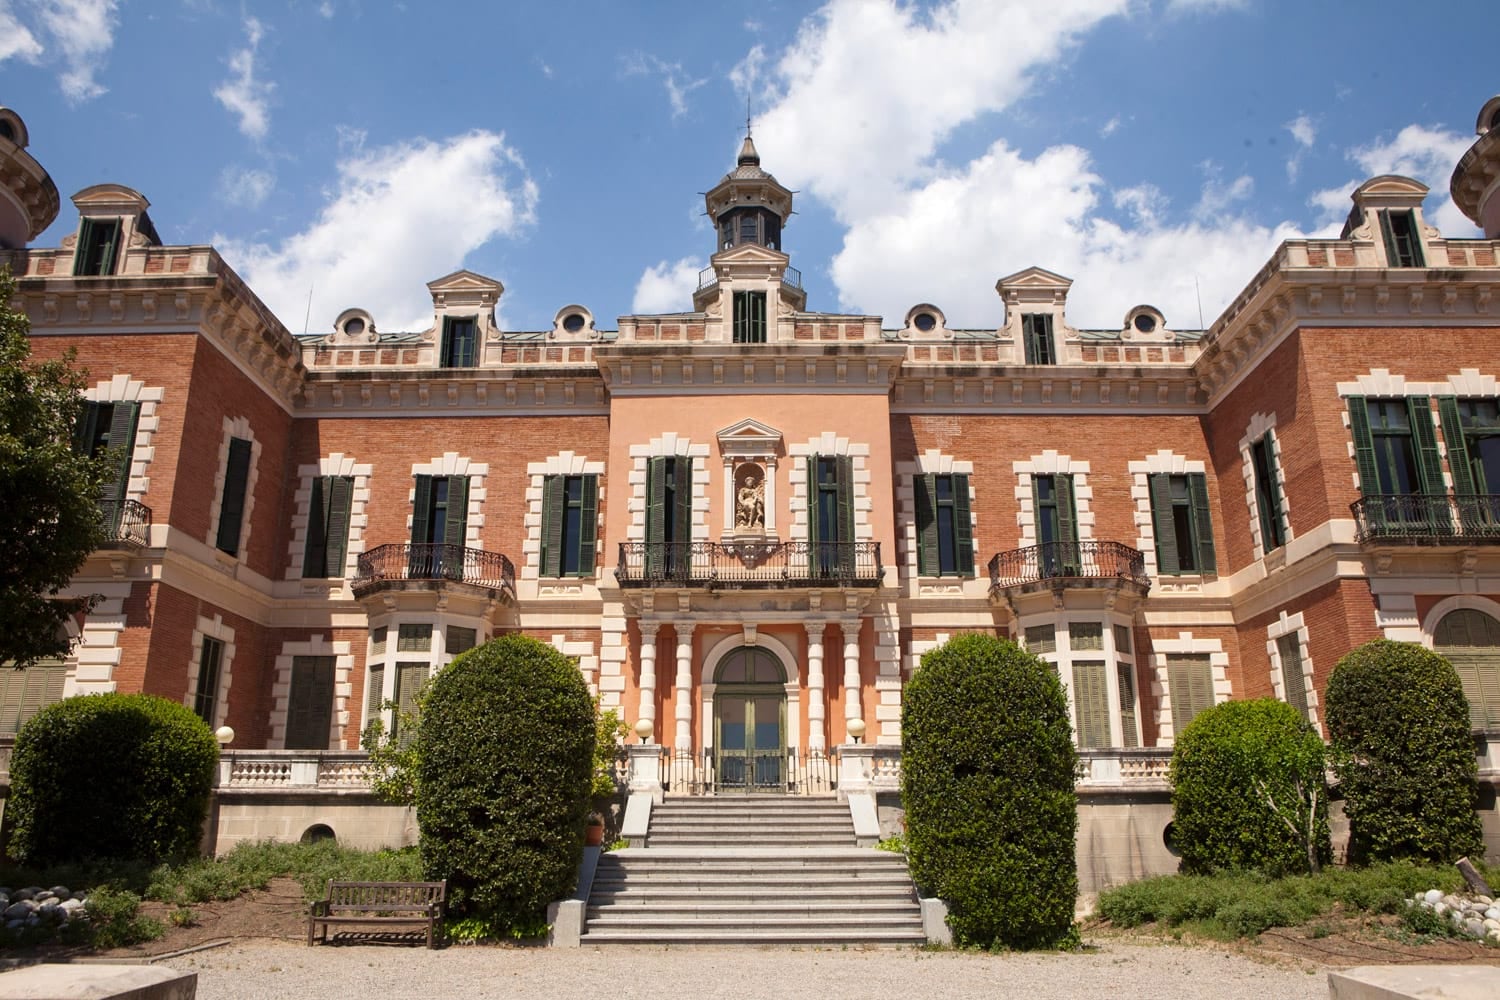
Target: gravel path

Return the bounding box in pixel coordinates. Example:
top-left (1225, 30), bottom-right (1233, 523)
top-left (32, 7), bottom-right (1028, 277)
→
top-left (176, 938), bottom-right (1329, 1000)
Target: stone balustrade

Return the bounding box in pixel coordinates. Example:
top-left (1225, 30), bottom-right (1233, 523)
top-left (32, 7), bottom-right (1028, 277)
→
top-left (217, 750), bottom-right (378, 793)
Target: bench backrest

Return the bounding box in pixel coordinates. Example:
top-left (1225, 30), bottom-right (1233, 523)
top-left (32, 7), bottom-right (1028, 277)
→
top-left (324, 881), bottom-right (447, 910)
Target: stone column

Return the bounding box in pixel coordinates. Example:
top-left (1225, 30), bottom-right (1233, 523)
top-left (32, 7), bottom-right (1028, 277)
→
top-left (638, 622), bottom-right (659, 740)
top-left (673, 622), bottom-right (695, 751)
top-left (722, 458), bottom-right (735, 535)
top-left (764, 458), bottom-right (778, 532)
top-left (843, 619), bottom-right (862, 723)
top-left (805, 623), bottom-right (826, 750)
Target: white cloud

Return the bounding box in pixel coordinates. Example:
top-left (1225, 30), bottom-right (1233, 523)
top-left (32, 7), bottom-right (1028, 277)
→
top-left (1192, 166), bottom-right (1253, 220)
top-left (0, 2), bottom-right (43, 63)
top-left (1099, 115), bottom-right (1122, 138)
top-left (1165, 0), bottom-right (1248, 11)
top-left (318, 2), bottom-right (335, 17)
top-left (215, 131), bottom-right (539, 334)
top-left (1310, 123), bottom-right (1478, 235)
top-left (33, 0), bottom-right (119, 103)
top-left (623, 53), bottom-right (708, 120)
top-left (219, 166), bottom-right (275, 209)
top-left (214, 16), bottom-right (274, 141)
top-left (632, 257), bottom-right (703, 314)
top-left (1286, 115), bottom-right (1316, 148)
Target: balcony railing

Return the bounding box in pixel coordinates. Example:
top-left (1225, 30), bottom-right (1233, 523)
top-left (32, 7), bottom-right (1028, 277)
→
top-left (100, 499), bottom-right (151, 549)
top-left (696, 265), bottom-right (803, 292)
top-left (616, 540), bottom-right (882, 589)
top-left (988, 540), bottom-right (1150, 594)
top-left (1351, 494), bottom-right (1500, 545)
top-left (352, 542), bottom-right (515, 599)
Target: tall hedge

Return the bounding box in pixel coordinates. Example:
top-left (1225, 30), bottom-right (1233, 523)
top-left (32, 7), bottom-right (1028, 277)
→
top-left (8, 693), bottom-right (218, 865)
top-left (415, 635), bottom-right (595, 929)
top-left (1170, 698), bottom-right (1331, 877)
top-left (1324, 639), bottom-right (1482, 864)
top-left (902, 632), bottom-right (1078, 949)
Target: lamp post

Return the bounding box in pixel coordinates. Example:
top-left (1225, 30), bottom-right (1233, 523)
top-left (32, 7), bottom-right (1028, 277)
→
top-left (633, 718), bottom-right (654, 745)
top-left (847, 718), bottom-right (866, 745)
top-left (214, 725), bottom-right (235, 747)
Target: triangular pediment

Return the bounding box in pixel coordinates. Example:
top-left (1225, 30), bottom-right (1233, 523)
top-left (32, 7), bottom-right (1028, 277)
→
top-left (426, 269), bottom-right (504, 295)
top-left (717, 417), bottom-right (783, 457)
top-left (995, 265), bottom-right (1074, 290)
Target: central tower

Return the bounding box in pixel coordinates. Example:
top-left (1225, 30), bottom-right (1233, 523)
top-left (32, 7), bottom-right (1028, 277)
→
top-left (704, 132), bottom-right (794, 253)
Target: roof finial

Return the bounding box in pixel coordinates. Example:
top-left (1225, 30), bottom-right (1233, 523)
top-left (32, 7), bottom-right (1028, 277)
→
top-left (737, 96), bottom-right (761, 168)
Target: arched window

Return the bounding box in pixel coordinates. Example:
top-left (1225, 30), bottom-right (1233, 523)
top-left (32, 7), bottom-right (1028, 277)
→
top-left (714, 647), bottom-right (785, 685)
top-left (1434, 608), bottom-right (1500, 729)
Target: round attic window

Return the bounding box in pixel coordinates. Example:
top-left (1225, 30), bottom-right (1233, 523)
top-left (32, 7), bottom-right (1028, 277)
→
top-left (344, 317), bottom-right (366, 337)
top-left (562, 313), bottom-right (586, 333)
top-left (1133, 314), bottom-right (1157, 334)
top-left (913, 312), bottom-right (937, 332)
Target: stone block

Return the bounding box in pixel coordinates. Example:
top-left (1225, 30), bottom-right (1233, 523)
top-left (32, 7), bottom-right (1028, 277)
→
top-left (1328, 965), bottom-right (1497, 1000)
top-left (0, 964), bottom-right (196, 1000)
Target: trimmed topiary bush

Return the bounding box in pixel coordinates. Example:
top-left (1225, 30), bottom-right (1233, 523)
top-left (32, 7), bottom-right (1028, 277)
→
top-left (1170, 698), bottom-right (1331, 877)
top-left (8, 693), bottom-right (218, 866)
top-left (415, 634), bottom-right (595, 932)
top-left (902, 632), bottom-right (1078, 949)
top-left (1324, 639), bottom-right (1483, 865)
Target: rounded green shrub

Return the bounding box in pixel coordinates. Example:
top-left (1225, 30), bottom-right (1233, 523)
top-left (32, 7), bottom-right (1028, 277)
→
top-left (1324, 639), bottom-right (1482, 864)
top-left (902, 632), bottom-right (1078, 949)
top-left (1170, 698), bottom-right (1331, 877)
top-left (415, 634), bottom-right (594, 931)
top-left (8, 693), bottom-right (218, 865)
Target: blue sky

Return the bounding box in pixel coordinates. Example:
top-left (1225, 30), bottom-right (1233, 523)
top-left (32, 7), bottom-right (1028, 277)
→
top-left (2, 0), bottom-right (1495, 335)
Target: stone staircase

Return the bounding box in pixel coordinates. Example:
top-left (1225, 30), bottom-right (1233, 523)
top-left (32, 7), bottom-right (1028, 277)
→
top-left (580, 797), bottom-right (926, 945)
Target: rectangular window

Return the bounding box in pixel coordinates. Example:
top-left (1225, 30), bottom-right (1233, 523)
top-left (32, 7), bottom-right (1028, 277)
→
top-left (1025, 624), bottom-right (1056, 655)
top-left (392, 662), bottom-right (429, 746)
top-left (73, 217), bottom-right (121, 276)
top-left (1148, 473), bottom-right (1215, 575)
top-left (302, 475), bottom-right (354, 577)
top-left (1379, 209), bottom-right (1424, 267)
top-left (1276, 634), bottom-right (1311, 723)
top-left (1117, 661), bottom-right (1139, 748)
top-left (1439, 397), bottom-right (1500, 531)
top-left (193, 637), bottom-right (223, 724)
top-left (809, 455), bottom-right (854, 577)
top-left (410, 475), bottom-right (469, 579)
top-left (446, 626), bottom-right (477, 655)
top-left (541, 474), bottom-right (599, 577)
top-left (1167, 653), bottom-right (1215, 736)
top-left (1349, 396), bottom-right (1447, 533)
top-left (1072, 660), bottom-right (1111, 749)
top-left (1070, 622), bottom-right (1104, 651)
top-left (396, 624), bottom-right (432, 652)
top-left (1033, 474), bottom-right (1079, 576)
top-left (285, 655), bottom-right (335, 750)
top-left (1113, 624), bottom-right (1133, 655)
top-left (1022, 313), bottom-right (1056, 365)
top-left (363, 663), bottom-right (385, 731)
top-left (733, 291), bottom-right (767, 344)
top-left (73, 400), bottom-right (139, 532)
top-left (370, 626), bottom-right (387, 656)
top-left (0, 661), bottom-right (67, 736)
top-left (215, 437), bottom-right (253, 556)
top-left (645, 457), bottom-right (692, 579)
top-left (440, 316), bottom-right (478, 368)
top-left (914, 473), bottom-right (973, 577)
top-left (1251, 432), bottom-right (1286, 551)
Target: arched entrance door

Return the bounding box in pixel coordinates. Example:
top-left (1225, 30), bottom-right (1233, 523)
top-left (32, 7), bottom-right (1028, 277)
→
top-left (1435, 607), bottom-right (1500, 730)
top-left (713, 647), bottom-right (787, 793)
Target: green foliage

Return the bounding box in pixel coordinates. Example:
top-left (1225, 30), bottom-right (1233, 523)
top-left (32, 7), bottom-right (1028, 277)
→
top-left (142, 839), bottom-right (421, 904)
top-left (1170, 698), bottom-right (1331, 877)
top-left (592, 705), bottom-right (628, 804)
top-left (360, 698), bottom-right (423, 807)
top-left (875, 833), bottom-right (908, 854)
top-left (8, 693), bottom-right (218, 865)
top-left (83, 886), bottom-right (165, 949)
top-left (1324, 640), bottom-right (1483, 864)
top-left (1096, 861), bottom-right (1467, 939)
top-left (0, 266), bottom-right (112, 666)
top-left (1397, 901), bottom-right (1466, 940)
top-left (902, 632), bottom-right (1079, 950)
top-left (415, 635), bottom-right (595, 931)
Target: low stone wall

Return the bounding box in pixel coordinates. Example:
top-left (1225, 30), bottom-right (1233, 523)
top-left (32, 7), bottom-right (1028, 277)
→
top-left (211, 792), bottom-right (416, 855)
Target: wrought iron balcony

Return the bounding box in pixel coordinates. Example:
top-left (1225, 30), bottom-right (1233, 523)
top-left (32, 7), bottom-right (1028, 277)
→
top-left (99, 499), bottom-right (151, 549)
top-left (696, 265), bottom-right (803, 292)
top-left (988, 540), bottom-right (1150, 596)
top-left (352, 542), bottom-right (515, 600)
top-left (1351, 494), bottom-right (1500, 545)
top-left (616, 540), bottom-right (882, 589)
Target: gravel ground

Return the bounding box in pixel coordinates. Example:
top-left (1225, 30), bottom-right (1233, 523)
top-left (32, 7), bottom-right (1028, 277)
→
top-left (176, 938), bottom-right (1329, 1000)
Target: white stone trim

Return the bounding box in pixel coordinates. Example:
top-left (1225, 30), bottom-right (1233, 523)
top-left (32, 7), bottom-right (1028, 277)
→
top-left (1420, 594), bottom-right (1500, 648)
top-left (1012, 451), bottom-right (1094, 546)
top-left (66, 581), bottom-right (133, 696)
top-left (598, 601), bottom-right (628, 711)
top-left (1336, 367), bottom-right (1500, 399)
top-left (523, 452), bottom-right (606, 580)
top-left (408, 453), bottom-right (488, 548)
top-left (1239, 415), bottom-right (1292, 561)
top-left (548, 633), bottom-right (600, 697)
top-left (788, 433), bottom-right (873, 540)
top-left (270, 636), bottom-right (354, 749)
top-left (625, 435), bottom-right (711, 543)
top-left (894, 451), bottom-right (977, 581)
top-left (206, 417), bottom-right (261, 559)
top-left (187, 614), bottom-right (235, 728)
top-left (1018, 614), bottom-right (1137, 749)
top-left (1128, 451), bottom-right (1207, 578)
top-left (697, 630), bottom-right (802, 750)
top-left (82, 375), bottom-right (164, 515)
top-left (1149, 632), bottom-right (1229, 746)
top-left (285, 454), bottom-right (373, 580)
top-left (1266, 611), bottom-right (1319, 734)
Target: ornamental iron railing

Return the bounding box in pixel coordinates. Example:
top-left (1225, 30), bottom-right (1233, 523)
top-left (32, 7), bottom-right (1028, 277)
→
top-left (352, 542), bottom-right (515, 599)
top-left (1351, 494), bottom-right (1500, 545)
top-left (988, 540), bottom-right (1150, 593)
top-left (616, 540), bottom-right (881, 588)
top-left (657, 746), bottom-right (839, 795)
top-left (696, 265), bottom-right (802, 292)
top-left (100, 499), bottom-right (151, 549)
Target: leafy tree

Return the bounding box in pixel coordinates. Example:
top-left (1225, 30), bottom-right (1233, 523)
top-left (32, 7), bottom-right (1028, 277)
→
top-left (0, 266), bottom-right (110, 667)
top-left (902, 632), bottom-right (1079, 950)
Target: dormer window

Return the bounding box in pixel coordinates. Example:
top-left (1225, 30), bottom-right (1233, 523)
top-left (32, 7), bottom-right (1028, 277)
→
top-left (440, 316), bottom-right (477, 367)
top-left (733, 291), bottom-right (767, 344)
top-left (1379, 210), bottom-right (1424, 267)
top-left (1022, 313), bottom-right (1056, 365)
top-left (74, 217), bottom-right (121, 276)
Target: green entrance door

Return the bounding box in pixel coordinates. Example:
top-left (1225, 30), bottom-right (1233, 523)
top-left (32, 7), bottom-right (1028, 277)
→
top-left (712, 648), bottom-right (787, 793)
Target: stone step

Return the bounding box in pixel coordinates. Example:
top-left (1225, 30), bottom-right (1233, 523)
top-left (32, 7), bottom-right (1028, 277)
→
top-left (586, 912), bottom-right (922, 928)
top-left (586, 900), bottom-right (918, 914)
top-left (578, 927), bottom-right (926, 945)
top-left (592, 875), bottom-right (913, 891)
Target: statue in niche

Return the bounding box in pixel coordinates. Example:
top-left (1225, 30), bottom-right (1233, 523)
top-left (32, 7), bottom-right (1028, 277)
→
top-left (734, 463), bottom-right (766, 532)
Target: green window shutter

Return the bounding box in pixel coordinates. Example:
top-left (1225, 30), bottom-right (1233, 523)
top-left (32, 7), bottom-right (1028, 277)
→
top-left (73, 218), bottom-right (96, 275)
top-left (1117, 662), bottom-right (1139, 748)
top-left (323, 476), bottom-right (352, 577)
top-left (541, 474), bottom-right (564, 576)
top-left (645, 458), bottom-right (666, 546)
top-left (1407, 397), bottom-right (1445, 495)
top-left (953, 473), bottom-right (974, 576)
top-left (286, 656), bottom-right (335, 750)
top-left (1277, 635), bottom-right (1311, 723)
top-left (215, 437), bottom-right (252, 555)
top-left (393, 662), bottom-right (429, 747)
top-left (836, 456), bottom-right (855, 572)
top-left (1071, 661), bottom-right (1111, 749)
top-left (1188, 473), bottom-right (1216, 573)
top-left (1446, 654), bottom-right (1500, 729)
top-left (444, 476), bottom-right (469, 547)
top-left (1379, 211), bottom-right (1402, 266)
top-left (672, 459), bottom-right (693, 544)
top-left (410, 475), bottom-right (433, 545)
top-left (577, 475), bottom-right (599, 575)
top-left (364, 664), bottom-right (384, 729)
top-left (73, 400), bottom-right (101, 455)
top-left (1439, 396), bottom-right (1477, 496)
top-left (194, 638), bottom-right (223, 723)
top-left (302, 477), bottom-right (329, 577)
top-left (806, 457), bottom-right (820, 547)
top-left (914, 474), bottom-right (936, 576)
top-left (1347, 397), bottom-right (1382, 497)
top-left (1148, 474), bottom-right (1178, 573)
top-left (1260, 431), bottom-right (1286, 544)
top-left (100, 401), bottom-right (139, 530)
top-left (1168, 655), bottom-right (1214, 735)
top-left (1055, 474), bottom-right (1078, 545)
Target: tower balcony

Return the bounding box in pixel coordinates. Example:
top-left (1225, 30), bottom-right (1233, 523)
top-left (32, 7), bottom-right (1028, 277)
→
top-left (988, 540), bottom-right (1151, 598)
top-left (696, 264), bottom-right (802, 293)
top-left (1352, 494), bottom-right (1500, 546)
top-left (352, 542), bottom-right (515, 602)
top-left (615, 540), bottom-right (882, 590)
top-left (99, 499), bottom-right (152, 550)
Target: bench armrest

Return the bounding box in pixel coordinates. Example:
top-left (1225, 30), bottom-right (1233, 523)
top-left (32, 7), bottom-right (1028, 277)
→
top-left (310, 900), bottom-right (330, 918)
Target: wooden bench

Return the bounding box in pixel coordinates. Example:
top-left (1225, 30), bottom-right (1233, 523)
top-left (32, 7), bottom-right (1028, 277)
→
top-left (307, 880), bottom-right (447, 948)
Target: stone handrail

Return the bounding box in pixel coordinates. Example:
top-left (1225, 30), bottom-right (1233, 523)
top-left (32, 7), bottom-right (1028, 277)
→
top-left (1077, 748), bottom-right (1173, 788)
top-left (217, 751), bottom-right (377, 791)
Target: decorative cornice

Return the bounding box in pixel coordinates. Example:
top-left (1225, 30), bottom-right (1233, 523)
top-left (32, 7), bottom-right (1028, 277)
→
top-left (591, 342), bottom-right (906, 395)
top-left (296, 369), bottom-right (609, 417)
